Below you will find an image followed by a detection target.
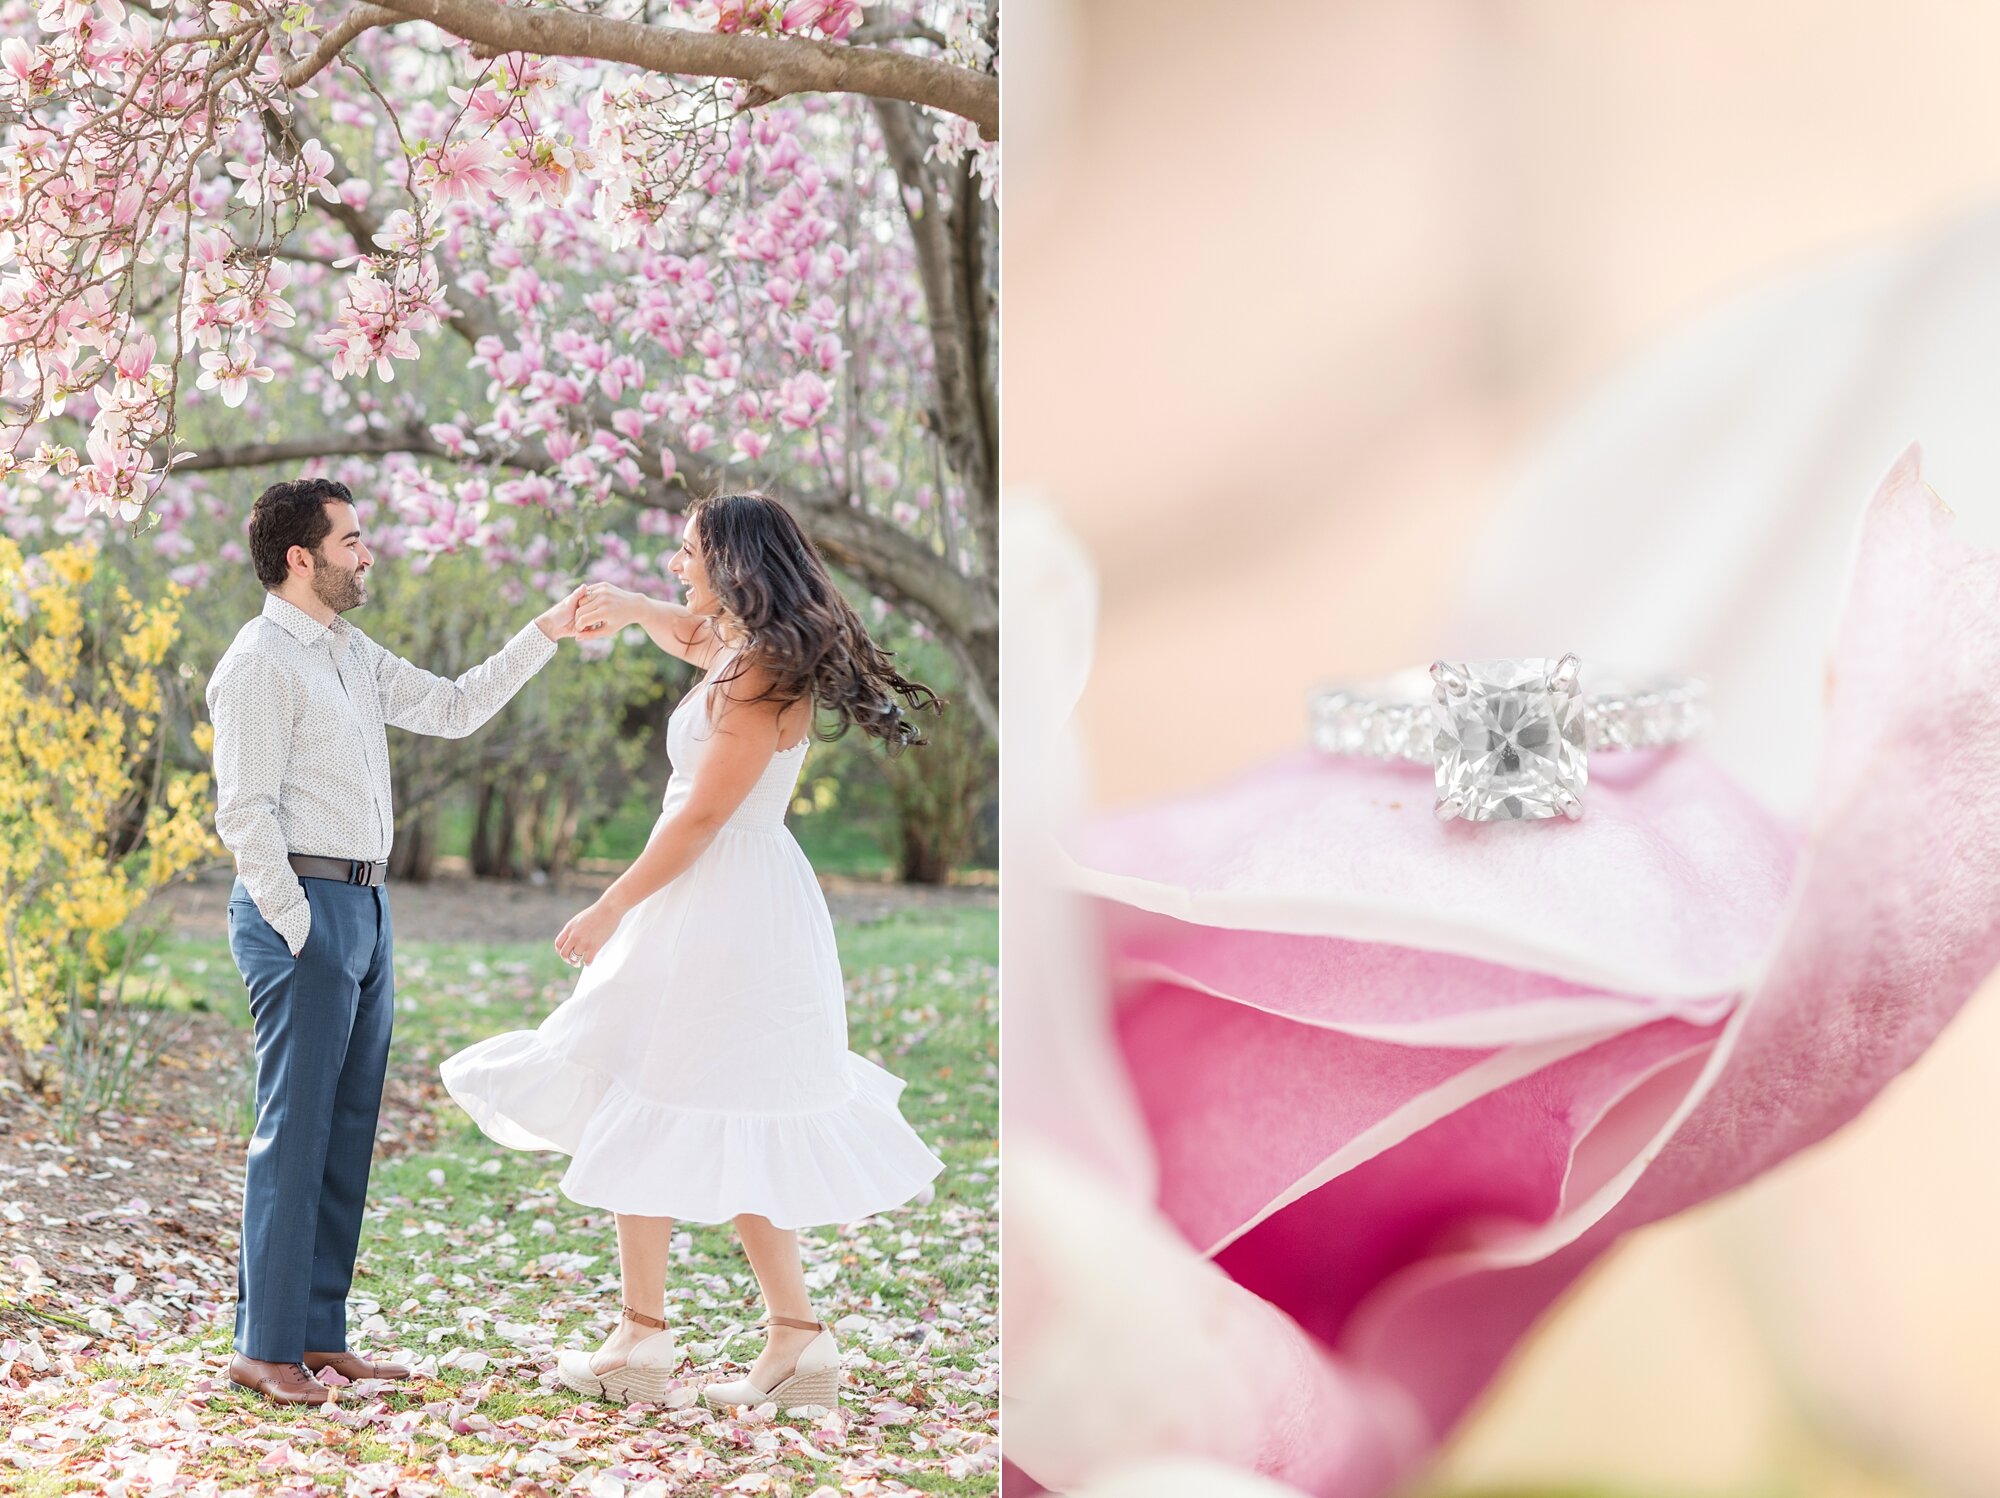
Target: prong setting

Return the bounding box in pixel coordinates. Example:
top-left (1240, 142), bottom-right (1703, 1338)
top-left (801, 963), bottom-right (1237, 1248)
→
top-left (1430, 660), bottom-right (1469, 700)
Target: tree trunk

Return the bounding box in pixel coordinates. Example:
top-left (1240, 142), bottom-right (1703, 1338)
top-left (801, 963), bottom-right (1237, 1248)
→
top-left (544, 784), bottom-right (581, 882)
top-left (390, 803), bottom-right (436, 882)
top-left (897, 821), bottom-right (951, 885)
top-left (470, 778), bottom-right (505, 878)
top-left (506, 784), bottom-right (538, 881)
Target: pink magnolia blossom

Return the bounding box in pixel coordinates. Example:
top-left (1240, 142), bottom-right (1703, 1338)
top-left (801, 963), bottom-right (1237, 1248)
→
top-left (110, 329), bottom-right (155, 383)
top-left (495, 139), bottom-right (576, 206)
top-left (0, 37), bottom-right (52, 94)
top-left (1005, 449), bottom-right (2000, 1495)
top-left (193, 348), bottom-right (273, 407)
top-left (417, 137), bottom-right (504, 207)
top-left (292, 139), bottom-right (341, 204)
top-left (775, 370), bottom-right (830, 430)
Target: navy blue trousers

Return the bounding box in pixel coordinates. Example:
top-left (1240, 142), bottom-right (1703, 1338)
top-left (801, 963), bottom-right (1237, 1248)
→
top-left (226, 874), bottom-right (393, 1362)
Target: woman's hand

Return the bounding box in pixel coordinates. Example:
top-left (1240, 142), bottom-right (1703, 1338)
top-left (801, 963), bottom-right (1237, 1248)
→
top-left (575, 582), bottom-right (648, 639)
top-left (554, 897), bottom-right (627, 968)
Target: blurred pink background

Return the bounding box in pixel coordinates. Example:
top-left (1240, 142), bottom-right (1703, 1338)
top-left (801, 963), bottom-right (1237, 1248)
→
top-left (1009, 0), bottom-right (2000, 805)
top-left (1005, 3), bottom-right (2000, 1493)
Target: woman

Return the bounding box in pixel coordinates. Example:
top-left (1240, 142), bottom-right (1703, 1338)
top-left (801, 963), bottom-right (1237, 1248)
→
top-left (439, 492), bottom-right (947, 1413)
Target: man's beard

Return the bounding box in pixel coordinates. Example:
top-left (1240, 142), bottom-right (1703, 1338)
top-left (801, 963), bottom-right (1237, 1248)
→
top-left (310, 557), bottom-right (366, 613)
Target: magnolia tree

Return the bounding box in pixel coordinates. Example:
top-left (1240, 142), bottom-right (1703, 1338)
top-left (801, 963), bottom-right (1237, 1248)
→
top-left (0, 0), bottom-right (999, 726)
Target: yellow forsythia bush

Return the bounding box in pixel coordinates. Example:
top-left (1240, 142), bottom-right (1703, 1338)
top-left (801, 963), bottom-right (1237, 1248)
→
top-left (0, 536), bottom-right (220, 1083)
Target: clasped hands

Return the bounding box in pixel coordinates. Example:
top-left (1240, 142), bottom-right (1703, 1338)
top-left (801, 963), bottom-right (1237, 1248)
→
top-left (536, 581), bottom-right (647, 642)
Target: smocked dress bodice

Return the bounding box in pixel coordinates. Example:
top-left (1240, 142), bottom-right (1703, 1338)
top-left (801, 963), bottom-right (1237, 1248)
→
top-left (660, 649), bottom-right (811, 832)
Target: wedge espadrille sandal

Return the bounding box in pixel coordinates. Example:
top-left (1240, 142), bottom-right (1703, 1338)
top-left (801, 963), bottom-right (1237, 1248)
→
top-left (555, 1304), bottom-right (685, 1403)
top-left (699, 1313), bottom-right (841, 1413)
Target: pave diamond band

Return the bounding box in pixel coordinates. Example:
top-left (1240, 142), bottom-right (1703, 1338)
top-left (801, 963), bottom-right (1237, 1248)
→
top-left (1308, 655), bottom-right (1708, 822)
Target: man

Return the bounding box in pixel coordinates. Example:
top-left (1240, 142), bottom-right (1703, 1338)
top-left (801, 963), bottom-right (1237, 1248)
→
top-left (206, 476), bottom-right (585, 1405)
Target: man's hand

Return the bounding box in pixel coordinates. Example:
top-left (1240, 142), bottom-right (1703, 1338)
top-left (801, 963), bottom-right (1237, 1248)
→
top-left (534, 586), bottom-right (588, 642)
top-left (574, 582), bottom-right (648, 638)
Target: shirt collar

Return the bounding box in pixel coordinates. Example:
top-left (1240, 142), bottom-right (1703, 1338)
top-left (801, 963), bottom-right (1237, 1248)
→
top-left (262, 592), bottom-right (352, 654)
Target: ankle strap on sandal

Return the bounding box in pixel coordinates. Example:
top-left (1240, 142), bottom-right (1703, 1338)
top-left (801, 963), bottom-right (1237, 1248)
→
top-left (622, 1305), bottom-right (668, 1330)
top-left (766, 1314), bottom-right (823, 1331)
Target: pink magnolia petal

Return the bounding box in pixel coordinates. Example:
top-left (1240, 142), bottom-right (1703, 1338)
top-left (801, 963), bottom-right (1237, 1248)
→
top-left (1211, 1015), bottom-right (1719, 1348)
top-left (1102, 905), bottom-right (1718, 1046)
top-left (1002, 1140), bottom-right (1425, 1497)
top-left (1116, 977), bottom-right (1633, 1253)
top-left (1065, 743), bottom-right (1796, 1000)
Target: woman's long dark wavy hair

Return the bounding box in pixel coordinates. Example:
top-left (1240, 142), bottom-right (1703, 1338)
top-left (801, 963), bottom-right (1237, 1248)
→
top-left (690, 492), bottom-right (942, 752)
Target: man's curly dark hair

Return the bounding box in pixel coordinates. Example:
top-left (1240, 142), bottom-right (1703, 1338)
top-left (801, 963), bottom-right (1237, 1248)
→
top-left (247, 477), bottom-right (355, 590)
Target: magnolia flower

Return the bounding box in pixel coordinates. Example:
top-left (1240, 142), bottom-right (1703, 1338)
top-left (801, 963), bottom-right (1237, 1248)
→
top-left (1004, 450), bottom-right (2000, 1496)
top-left (417, 138), bottom-right (503, 207)
top-left (496, 141), bottom-right (574, 207)
top-left (292, 138), bottom-right (340, 204)
top-left (0, 37), bottom-right (52, 96)
top-left (224, 157), bottom-right (270, 206)
top-left (109, 328), bottom-right (156, 383)
top-left (195, 348), bottom-right (273, 407)
top-left (775, 371), bottom-right (830, 431)
top-left (369, 208), bottom-right (443, 256)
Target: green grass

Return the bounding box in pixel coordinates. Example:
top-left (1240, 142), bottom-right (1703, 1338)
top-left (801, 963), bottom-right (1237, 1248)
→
top-left (21, 903), bottom-right (998, 1494)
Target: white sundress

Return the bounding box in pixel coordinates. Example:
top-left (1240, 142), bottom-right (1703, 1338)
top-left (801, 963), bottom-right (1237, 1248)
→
top-left (440, 647), bottom-right (946, 1228)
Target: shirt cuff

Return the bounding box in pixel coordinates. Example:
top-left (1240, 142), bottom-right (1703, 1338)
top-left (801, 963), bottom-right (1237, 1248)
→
top-left (270, 898), bottom-right (311, 957)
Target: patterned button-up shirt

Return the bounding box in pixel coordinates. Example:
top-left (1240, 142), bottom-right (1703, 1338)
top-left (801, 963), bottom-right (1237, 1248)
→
top-left (206, 592), bottom-right (558, 955)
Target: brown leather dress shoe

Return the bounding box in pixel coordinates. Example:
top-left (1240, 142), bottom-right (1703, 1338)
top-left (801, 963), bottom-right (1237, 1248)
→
top-left (304, 1349), bottom-right (413, 1381)
top-left (228, 1353), bottom-right (332, 1405)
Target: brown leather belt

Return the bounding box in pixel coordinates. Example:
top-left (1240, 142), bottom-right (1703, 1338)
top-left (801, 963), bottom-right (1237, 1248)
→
top-left (288, 852), bottom-right (388, 887)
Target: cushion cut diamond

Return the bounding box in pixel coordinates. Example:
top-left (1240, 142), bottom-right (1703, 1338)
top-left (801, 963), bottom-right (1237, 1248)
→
top-left (1432, 657), bottom-right (1588, 821)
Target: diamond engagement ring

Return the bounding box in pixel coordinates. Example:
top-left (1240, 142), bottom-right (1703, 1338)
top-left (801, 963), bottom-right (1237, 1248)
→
top-left (1308, 655), bottom-right (1708, 822)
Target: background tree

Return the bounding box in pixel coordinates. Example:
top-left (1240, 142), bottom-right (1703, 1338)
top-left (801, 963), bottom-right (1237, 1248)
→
top-left (0, 0), bottom-right (999, 726)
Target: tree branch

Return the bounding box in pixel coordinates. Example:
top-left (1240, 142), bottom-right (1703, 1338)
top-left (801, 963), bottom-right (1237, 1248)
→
top-left (359, 0), bottom-right (999, 137)
top-left (172, 422), bottom-right (450, 472)
top-left (282, 3), bottom-right (404, 88)
top-left (172, 423), bottom-right (998, 729)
